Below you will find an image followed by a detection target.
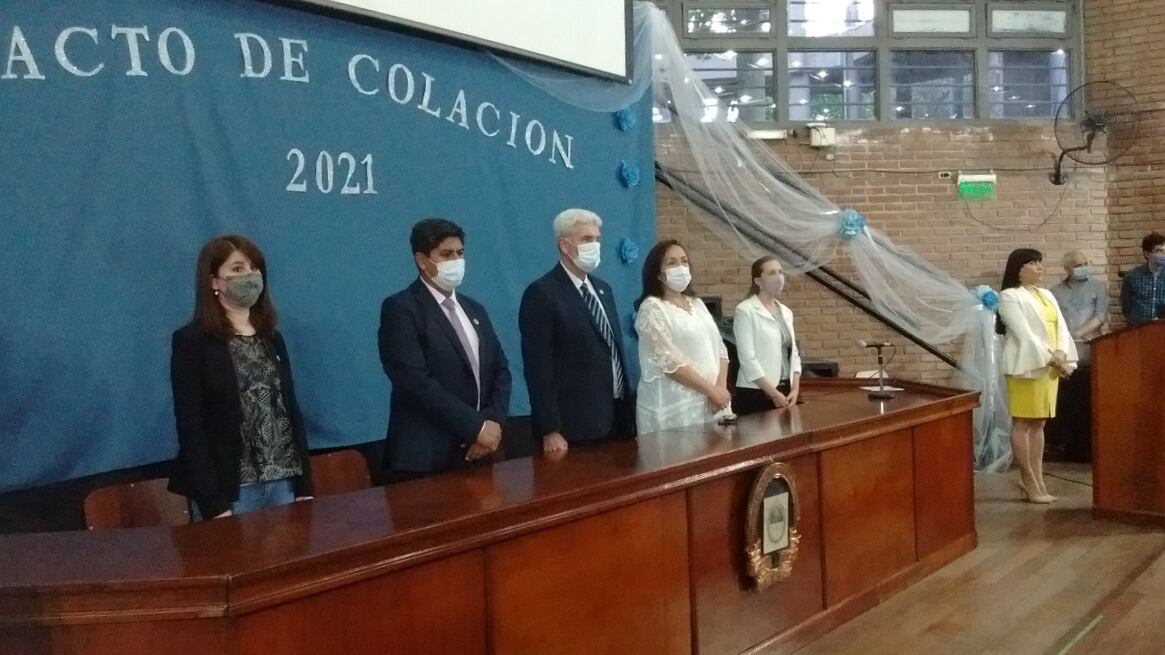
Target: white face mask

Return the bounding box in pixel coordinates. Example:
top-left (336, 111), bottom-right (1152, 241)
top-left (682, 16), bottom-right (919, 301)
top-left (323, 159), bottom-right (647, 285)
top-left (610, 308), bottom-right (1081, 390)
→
top-left (663, 265), bottom-right (692, 293)
top-left (430, 257), bottom-right (465, 291)
top-left (760, 273), bottom-right (785, 297)
top-left (573, 241), bottom-right (601, 273)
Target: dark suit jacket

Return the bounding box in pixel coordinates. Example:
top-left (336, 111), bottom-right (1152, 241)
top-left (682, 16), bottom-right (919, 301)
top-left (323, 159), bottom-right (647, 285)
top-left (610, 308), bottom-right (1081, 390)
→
top-left (519, 264), bottom-right (635, 443)
top-left (378, 279), bottom-right (511, 473)
top-left (168, 323), bottom-right (313, 518)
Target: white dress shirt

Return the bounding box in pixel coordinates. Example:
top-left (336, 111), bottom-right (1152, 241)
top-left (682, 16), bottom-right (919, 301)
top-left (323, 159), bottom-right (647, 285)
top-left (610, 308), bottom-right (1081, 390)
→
top-left (422, 277), bottom-right (480, 402)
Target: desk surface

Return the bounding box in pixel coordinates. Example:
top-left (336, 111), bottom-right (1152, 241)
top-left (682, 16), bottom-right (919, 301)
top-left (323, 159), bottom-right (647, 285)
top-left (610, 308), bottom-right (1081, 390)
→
top-left (0, 381), bottom-right (977, 623)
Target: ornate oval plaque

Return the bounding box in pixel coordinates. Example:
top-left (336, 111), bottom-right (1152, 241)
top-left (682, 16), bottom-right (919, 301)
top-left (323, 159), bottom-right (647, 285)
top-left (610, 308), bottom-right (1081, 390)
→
top-left (745, 461), bottom-right (801, 591)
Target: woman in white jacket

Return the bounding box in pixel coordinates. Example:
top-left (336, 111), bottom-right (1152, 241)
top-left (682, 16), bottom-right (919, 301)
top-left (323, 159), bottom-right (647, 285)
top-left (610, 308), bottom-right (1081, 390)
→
top-left (732, 256), bottom-right (802, 415)
top-left (996, 249), bottom-right (1078, 504)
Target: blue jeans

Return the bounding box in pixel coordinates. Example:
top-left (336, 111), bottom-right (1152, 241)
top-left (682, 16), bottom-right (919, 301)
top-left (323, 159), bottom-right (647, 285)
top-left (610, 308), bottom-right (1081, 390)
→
top-left (191, 478), bottom-right (297, 520)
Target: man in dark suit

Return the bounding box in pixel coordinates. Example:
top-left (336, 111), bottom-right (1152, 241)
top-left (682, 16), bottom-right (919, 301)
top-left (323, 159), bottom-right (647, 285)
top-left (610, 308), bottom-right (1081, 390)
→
top-left (519, 208), bottom-right (635, 455)
top-left (378, 218), bottom-right (511, 480)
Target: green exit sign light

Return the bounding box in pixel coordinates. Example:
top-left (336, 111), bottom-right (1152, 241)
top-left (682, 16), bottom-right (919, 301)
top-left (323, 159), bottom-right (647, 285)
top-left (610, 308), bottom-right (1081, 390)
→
top-left (957, 173), bottom-right (997, 200)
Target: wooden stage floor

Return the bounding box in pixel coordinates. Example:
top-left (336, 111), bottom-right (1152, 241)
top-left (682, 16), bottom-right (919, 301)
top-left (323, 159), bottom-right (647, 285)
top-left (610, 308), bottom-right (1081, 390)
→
top-left (793, 463), bottom-right (1165, 655)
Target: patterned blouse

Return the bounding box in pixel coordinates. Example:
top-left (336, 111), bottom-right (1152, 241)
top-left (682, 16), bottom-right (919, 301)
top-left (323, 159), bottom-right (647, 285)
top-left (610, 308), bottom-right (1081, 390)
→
top-left (228, 336), bottom-right (302, 485)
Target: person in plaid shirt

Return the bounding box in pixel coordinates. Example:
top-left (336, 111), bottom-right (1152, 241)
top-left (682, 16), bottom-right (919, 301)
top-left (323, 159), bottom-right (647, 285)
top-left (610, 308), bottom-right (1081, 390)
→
top-left (1120, 232), bottom-right (1165, 327)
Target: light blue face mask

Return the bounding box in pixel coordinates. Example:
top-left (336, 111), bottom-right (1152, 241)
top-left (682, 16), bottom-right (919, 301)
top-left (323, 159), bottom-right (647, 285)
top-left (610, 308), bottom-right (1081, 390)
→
top-left (1071, 265), bottom-right (1090, 281)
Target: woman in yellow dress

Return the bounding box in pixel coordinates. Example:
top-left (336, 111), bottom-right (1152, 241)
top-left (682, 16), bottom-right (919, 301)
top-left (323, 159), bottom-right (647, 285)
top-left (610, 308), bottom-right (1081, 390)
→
top-left (997, 249), bottom-right (1078, 504)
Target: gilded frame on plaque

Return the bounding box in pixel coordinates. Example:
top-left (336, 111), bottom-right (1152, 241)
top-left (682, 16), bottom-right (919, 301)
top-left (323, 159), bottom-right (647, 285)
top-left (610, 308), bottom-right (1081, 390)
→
top-left (745, 461), bottom-right (801, 591)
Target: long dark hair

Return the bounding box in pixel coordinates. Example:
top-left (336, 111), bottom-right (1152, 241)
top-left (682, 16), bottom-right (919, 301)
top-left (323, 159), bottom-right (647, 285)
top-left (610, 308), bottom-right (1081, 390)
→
top-left (635, 239), bottom-right (697, 310)
top-left (747, 255), bottom-right (779, 297)
top-left (995, 248), bottom-right (1042, 335)
top-left (193, 234), bottom-right (278, 339)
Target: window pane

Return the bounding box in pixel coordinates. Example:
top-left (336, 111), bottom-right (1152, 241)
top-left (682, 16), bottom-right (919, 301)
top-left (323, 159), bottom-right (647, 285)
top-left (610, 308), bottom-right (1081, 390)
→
top-left (687, 8), bottom-right (773, 35)
top-left (789, 0), bottom-right (876, 37)
top-left (684, 51), bottom-right (775, 122)
top-left (892, 8), bottom-right (972, 34)
top-left (788, 52), bottom-right (876, 121)
top-left (891, 50), bottom-right (975, 119)
top-left (992, 9), bottom-right (1067, 34)
top-left (988, 50), bottom-right (1069, 118)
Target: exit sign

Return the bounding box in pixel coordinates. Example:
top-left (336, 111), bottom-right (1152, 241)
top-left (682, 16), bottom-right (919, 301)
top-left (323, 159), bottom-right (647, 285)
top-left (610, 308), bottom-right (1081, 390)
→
top-left (958, 180), bottom-right (996, 200)
top-left (957, 173), bottom-right (997, 200)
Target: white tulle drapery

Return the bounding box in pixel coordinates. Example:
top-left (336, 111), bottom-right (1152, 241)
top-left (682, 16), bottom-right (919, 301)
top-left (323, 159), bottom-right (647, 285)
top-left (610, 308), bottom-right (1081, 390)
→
top-left (496, 2), bottom-right (1012, 472)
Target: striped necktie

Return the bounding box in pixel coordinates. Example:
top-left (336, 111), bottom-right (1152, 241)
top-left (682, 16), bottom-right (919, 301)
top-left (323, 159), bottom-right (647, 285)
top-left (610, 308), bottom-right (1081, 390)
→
top-left (580, 282), bottom-right (625, 398)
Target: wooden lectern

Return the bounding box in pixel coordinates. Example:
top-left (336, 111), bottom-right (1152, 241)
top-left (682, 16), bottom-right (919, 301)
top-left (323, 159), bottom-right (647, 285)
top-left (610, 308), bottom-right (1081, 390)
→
top-left (1092, 320), bottom-right (1165, 526)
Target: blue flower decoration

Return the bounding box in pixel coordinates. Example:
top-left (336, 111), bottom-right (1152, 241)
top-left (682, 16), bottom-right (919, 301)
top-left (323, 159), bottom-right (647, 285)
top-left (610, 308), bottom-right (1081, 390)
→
top-left (615, 106), bottom-right (638, 131)
top-left (619, 161), bottom-right (641, 188)
top-left (838, 209), bottom-right (866, 240)
top-left (618, 238), bottom-right (640, 265)
top-left (975, 285), bottom-right (999, 311)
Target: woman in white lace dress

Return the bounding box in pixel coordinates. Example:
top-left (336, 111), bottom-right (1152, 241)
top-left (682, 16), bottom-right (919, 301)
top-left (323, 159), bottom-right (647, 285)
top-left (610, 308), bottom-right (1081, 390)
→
top-left (634, 240), bottom-right (732, 432)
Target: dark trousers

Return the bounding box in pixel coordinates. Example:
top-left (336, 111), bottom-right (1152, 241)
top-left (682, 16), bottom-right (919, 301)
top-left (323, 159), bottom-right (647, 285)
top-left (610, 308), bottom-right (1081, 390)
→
top-left (1047, 365), bottom-right (1092, 461)
top-left (734, 381), bottom-right (792, 416)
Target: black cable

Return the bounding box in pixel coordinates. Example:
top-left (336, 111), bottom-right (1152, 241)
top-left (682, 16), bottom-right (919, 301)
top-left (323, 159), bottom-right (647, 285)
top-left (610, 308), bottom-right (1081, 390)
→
top-left (1046, 471), bottom-right (1093, 487)
top-left (957, 161), bottom-right (1077, 233)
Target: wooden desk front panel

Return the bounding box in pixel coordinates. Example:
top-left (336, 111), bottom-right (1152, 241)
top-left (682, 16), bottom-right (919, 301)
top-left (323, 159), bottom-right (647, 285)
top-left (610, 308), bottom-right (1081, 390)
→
top-left (485, 492), bottom-right (691, 655)
top-left (234, 550), bottom-right (487, 655)
top-left (820, 428), bottom-right (917, 607)
top-left (686, 454), bottom-right (823, 655)
top-left (913, 414), bottom-right (975, 559)
top-left (0, 620), bottom-right (229, 655)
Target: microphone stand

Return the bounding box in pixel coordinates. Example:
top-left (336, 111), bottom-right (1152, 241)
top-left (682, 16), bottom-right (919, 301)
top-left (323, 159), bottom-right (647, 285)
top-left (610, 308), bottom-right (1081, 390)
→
top-left (868, 344), bottom-right (895, 401)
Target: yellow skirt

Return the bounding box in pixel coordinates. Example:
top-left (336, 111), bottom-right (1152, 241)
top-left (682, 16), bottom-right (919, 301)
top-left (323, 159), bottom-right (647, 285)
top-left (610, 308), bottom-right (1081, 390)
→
top-left (1006, 368), bottom-right (1060, 419)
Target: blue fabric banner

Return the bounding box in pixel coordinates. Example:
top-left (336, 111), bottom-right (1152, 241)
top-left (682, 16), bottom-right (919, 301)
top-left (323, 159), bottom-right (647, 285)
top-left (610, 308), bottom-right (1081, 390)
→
top-left (0, 0), bottom-right (654, 492)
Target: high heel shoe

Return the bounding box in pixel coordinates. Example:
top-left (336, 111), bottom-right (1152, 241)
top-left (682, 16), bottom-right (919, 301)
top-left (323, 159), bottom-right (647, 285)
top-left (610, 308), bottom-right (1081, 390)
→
top-left (1018, 479), bottom-right (1054, 504)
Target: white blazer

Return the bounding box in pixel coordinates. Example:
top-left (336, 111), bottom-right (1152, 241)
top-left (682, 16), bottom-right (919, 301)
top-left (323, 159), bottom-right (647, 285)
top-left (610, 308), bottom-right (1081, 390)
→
top-left (998, 287), bottom-right (1078, 379)
top-left (732, 295), bottom-right (802, 388)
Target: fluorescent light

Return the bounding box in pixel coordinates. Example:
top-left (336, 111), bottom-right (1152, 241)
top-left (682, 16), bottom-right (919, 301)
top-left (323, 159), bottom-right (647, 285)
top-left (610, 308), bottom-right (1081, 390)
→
top-left (791, 60), bottom-right (803, 68)
top-left (842, 80), bottom-right (853, 88)
top-left (739, 94), bottom-right (753, 103)
top-left (799, 99), bottom-right (809, 105)
top-left (714, 86), bottom-right (724, 94)
top-left (817, 70), bottom-right (829, 78)
top-left (654, 54), bottom-right (664, 61)
top-left (755, 57), bottom-right (771, 67)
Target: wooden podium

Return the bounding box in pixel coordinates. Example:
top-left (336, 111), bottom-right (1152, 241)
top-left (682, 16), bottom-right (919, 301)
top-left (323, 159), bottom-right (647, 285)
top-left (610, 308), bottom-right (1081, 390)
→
top-left (1092, 320), bottom-right (1165, 525)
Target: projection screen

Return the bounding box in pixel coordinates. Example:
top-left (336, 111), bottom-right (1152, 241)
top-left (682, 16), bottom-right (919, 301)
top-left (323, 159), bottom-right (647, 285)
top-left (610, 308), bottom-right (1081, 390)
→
top-left (290, 0), bottom-right (632, 81)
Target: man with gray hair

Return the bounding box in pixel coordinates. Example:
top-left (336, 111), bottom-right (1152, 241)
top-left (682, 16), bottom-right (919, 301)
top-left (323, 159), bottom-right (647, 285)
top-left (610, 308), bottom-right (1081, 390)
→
top-left (519, 209), bottom-right (635, 455)
top-left (1049, 249), bottom-right (1107, 359)
top-left (1048, 249), bottom-right (1107, 462)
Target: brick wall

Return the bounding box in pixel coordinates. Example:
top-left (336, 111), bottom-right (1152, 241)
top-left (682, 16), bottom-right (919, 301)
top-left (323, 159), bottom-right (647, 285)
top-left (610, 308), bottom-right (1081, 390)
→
top-left (656, 125), bottom-right (1108, 383)
top-left (1086, 0), bottom-right (1165, 298)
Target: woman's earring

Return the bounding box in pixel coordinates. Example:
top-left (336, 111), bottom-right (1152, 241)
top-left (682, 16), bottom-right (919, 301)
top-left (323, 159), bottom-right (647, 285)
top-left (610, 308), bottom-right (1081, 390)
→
top-left (213, 289), bottom-right (220, 296)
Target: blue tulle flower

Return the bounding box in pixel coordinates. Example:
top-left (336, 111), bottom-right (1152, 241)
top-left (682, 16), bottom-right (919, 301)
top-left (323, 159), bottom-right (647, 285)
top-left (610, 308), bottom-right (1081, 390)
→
top-left (615, 107), bottom-right (638, 131)
top-left (976, 285), bottom-right (999, 311)
top-left (619, 161), bottom-right (641, 188)
top-left (618, 238), bottom-right (640, 264)
top-left (838, 209), bottom-right (866, 240)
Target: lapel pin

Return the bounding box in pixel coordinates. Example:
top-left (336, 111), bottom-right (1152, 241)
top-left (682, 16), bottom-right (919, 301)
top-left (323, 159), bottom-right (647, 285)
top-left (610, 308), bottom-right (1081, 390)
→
top-left (599, 289), bottom-right (605, 295)
top-left (472, 318), bottom-right (480, 326)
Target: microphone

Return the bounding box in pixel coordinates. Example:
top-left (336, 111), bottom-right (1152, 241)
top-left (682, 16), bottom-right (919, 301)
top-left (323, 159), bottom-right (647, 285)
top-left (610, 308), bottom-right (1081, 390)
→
top-left (857, 340), bottom-right (892, 349)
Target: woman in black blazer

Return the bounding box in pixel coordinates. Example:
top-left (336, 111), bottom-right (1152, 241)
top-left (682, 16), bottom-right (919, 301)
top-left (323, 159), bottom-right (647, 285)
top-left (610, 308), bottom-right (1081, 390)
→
top-left (168, 235), bottom-right (313, 520)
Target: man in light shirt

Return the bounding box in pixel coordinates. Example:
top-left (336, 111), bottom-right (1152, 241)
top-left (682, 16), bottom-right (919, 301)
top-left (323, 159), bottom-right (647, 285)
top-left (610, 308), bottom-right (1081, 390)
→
top-left (1047, 249), bottom-right (1107, 463)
